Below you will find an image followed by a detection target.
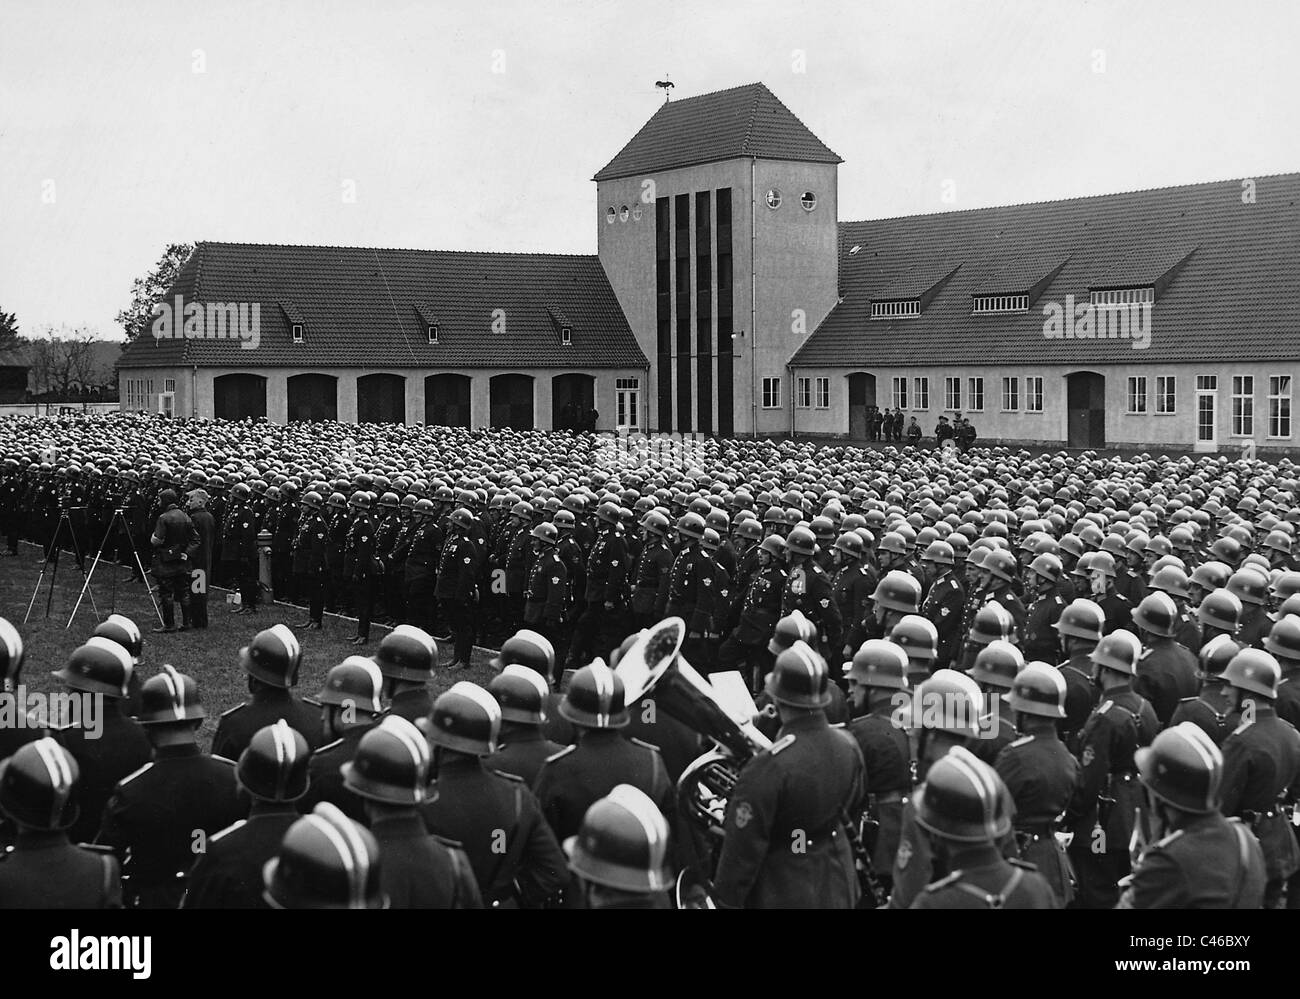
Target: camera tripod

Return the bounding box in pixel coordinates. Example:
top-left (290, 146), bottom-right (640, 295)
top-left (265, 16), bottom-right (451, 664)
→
top-left (24, 508), bottom-right (101, 625)
top-left (66, 507), bottom-right (164, 629)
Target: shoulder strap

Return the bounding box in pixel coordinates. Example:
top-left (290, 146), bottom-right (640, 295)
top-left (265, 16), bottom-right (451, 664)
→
top-left (954, 865), bottom-right (1024, 908)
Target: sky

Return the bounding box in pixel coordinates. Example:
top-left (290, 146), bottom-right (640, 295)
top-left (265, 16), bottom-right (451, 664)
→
top-left (2, 0), bottom-right (1297, 339)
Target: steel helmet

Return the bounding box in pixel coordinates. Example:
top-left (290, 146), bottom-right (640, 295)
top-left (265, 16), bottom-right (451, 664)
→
top-left (1149, 565), bottom-right (1192, 601)
top-left (1027, 552), bottom-right (1064, 584)
top-left (1264, 614), bottom-right (1300, 661)
top-left (1053, 598), bottom-right (1106, 643)
top-left (487, 664), bottom-right (551, 724)
top-left (0, 617), bottom-right (22, 690)
top-left (968, 640), bottom-right (1024, 690)
top-left (373, 625), bottom-right (437, 683)
top-left (1136, 722), bottom-right (1225, 814)
top-left (348, 491), bottom-right (371, 511)
top-left (676, 512), bottom-right (705, 541)
top-left (968, 601), bottom-right (1016, 645)
top-left (641, 511), bottom-right (670, 537)
top-left (92, 614), bottom-right (143, 663)
top-left (0, 737), bottom-right (80, 830)
top-left (768, 610), bottom-right (818, 656)
top-left (490, 629), bottom-right (555, 676)
top-left (733, 518), bottom-right (762, 543)
top-left (565, 784), bottom-right (672, 893)
top-left (1270, 570), bottom-right (1300, 604)
top-left (326, 491), bottom-right (347, 511)
top-left (561, 663), bottom-right (629, 729)
top-left (137, 664), bottom-right (205, 725)
top-left (1197, 588), bottom-right (1243, 633)
top-left (845, 640), bottom-right (910, 690)
top-left (784, 525), bottom-right (816, 557)
top-left (314, 656), bottom-right (385, 715)
top-left (237, 720), bottom-right (311, 802)
top-left (911, 669), bottom-right (983, 737)
top-left (1210, 536), bottom-right (1242, 565)
top-left (835, 532), bottom-right (865, 559)
top-left (239, 624), bottom-right (303, 688)
top-left (342, 715), bottom-right (433, 804)
top-left (263, 803), bottom-right (386, 910)
top-left (759, 534), bottom-right (786, 559)
top-left (52, 636), bottom-right (134, 699)
top-left (920, 540), bottom-right (955, 566)
top-left (1226, 568), bottom-right (1269, 607)
top-left (531, 522), bottom-right (560, 546)
top-left (890, 615), bottom-right (939, 661)
top-left (913, 745), bottom-right (1013, 843)
top-left (1199, 634), bottom-right (1241, 679)
top-left (766, 641), bottom-right (832, 709)
top-left (302, 490), bottom-right (324, 511)
top-left (878, 531), bottom-right (908, 556)
top-left (1008, 662), bottom-right (1067, 719)
top-left (1089, 629), bottom-right (1142, 676)
top-left (425, 681), bottom-right (503, 753)
top-left (449, 507), bottom-right (475, 532)
top-left (1220, 648), bottom-right (1280, 699)
top-left (1190, 561), bottom-right (1232, 593)
top-left (1132, 592), bottom-right (1180, 639)
top-left (412, 497), bottom-right (435, 519)
top-left (596, 501), bottom-right (622, 526)
top-left (872, 570), bottom-right (922, 614)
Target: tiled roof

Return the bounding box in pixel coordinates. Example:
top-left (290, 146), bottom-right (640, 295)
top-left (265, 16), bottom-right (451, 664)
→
top-left (593, 83), bottom-right (841, 182)
top-left (117, 242), bottom-right (647, 370)
top-left (793, 173), bottom-right (1300, 367)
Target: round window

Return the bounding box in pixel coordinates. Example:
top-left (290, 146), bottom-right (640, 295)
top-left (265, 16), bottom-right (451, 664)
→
top-left (765, 189), bottom-right (782, 209)
top-left (801, 191), bottom-right (817, 211)
top-left (606, 207), bottom-right (616, 224)
top-left (619, 205), bottom-right (630, 222)
top-left (631, 205), bottom-right (643, 222)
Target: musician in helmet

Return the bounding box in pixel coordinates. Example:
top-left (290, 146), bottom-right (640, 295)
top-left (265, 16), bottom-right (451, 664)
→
top-left (713, 642), bottom-right (866, 909)
top-left (212, 624), bottom-right (321, 759)
top-left (565, 784), bottom-right (674, 910)
top-left (486, 665), bottom-right (566, 786)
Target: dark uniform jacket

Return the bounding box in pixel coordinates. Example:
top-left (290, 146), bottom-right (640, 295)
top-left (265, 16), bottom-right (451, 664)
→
top-left (369, 811), bottom-right (483, 909)
top-left (1066, 685), bottom-right (1158, 850)
top-left (631, 537), bottom-right (674, 618)
top-left (0, 831), bottom-right (121, 908)
top-left (731, 563), bottom-right (786, 646)
top-left (1219, 707), bottom-right (1300, 882)
top-left (343, 512), bottom-right (376, 579)
top-left (920, 572), bottom-right (966, 667)
top-left (847, 708), bottom-right (911, 873)
top-left (533, 729), bottom-right (673, 843)
top-left (713, 712), bottom-right (866, 909)
top-left (1170, 689), bottom-right (1237, 745)
top-left (584, 529), bottom-right (629, 605)
top-left (291, 510), bottom-right (329, 574)
top-left (1022, 593), bottom-right (1067, 664)
top-left (435, 532), bottom-right (476, 601)
top-left (388, 686), bottom-right (433, 724)
top-left (832, 562), bottom-right (875, 650)
top-left (190, 507), bottom-right (216, 576)
top-left (404, 519), bottom-right (444, 581)
top-left (211, 687), bottom-right (323, 761)
top-left (1057, 653), bottom-right (1100, 752)
top-left (96, 743), bottom-right (243, 908)
top-left (299, 725), bottom-right (374, 824)
top-left (58, 706), bottom-right (153, 844)
top-left (151, 504), bottom-right (199, 575)
top-left (781, 562), bottom-right (842, 652)
top-left (995, 730), bottom-right (1079, 903)
top-left (487, 725), bottom-right (566, 787)
top-left (1134, 639), bottom-right (1200, 727)
top-left (524, 547), bottom-right (567, 625)
top-left (666, 542), bottom-right (710, 625)
top-left (910, 847), bottom-right (1058, 909)
top-left (181, 808), bottom-right (299, 909)
top-left (1118, 812), bottom-right (1266, 909)
top-left (421, 755), bottom-right (568, 907)
top-left (691, 557), bottom-right (731, 635)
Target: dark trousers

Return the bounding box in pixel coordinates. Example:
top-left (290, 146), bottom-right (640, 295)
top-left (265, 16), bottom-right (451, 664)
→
top-left (238, 559), bottom-right (259, 609)
top-left (272, 551), bottom-right (293, 602)
top-left (154, 567), bottom-right (190, 628)
top-left (327, 566), bottom-right (347, 613)
top-left (298, 571), bottom-right (325, 623)
top-left (384, 569), bottom-right (406, 622)
top-left (442, 598), bottom-right (474, 663)
top-left (717, 635), bottom-right (767, 688)
top-left (1067, 841), bottom-right (1127, 909)
top-left (404, 576), bottom-right (435, 632)
top-left (353, 574), bottom-right (375, 638)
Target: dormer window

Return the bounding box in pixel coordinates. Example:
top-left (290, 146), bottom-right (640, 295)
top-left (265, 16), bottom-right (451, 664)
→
top-left (871, 299), bottom-right (920, 320)
top-left (291, 324), bottom-right (304, 343)
top-left (561, 326), bottom-right (572, 345)
top-left (428, 324), bottom-right (439, 344)
top-left (1090, 287), bottom-right (1154, 308)
top-left (972, 294), bottom-right (1029, 314)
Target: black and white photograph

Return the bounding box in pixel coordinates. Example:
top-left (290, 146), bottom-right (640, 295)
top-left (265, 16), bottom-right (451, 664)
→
top-left (0, 0), bottom-right (1297, 970)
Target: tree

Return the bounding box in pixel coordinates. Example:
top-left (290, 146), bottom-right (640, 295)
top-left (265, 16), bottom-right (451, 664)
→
top-left (116, 242), bottom-right (195, 341)
top-left (27, 326), bottom-right (105, 400)
top-left (0, 308), bottom-right (19, 351)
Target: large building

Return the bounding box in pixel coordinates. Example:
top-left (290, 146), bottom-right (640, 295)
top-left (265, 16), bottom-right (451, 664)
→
top-left (118, 82), bottom-right (1300, 451)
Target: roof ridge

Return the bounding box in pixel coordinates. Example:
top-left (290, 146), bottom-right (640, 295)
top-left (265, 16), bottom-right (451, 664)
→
top-left (741, 83), bottom-right (765, 156)
top-left (192, 240), bottom-right (600, 259)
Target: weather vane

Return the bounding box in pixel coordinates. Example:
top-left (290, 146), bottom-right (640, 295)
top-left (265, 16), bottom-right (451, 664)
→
top-left (655, 75), bottom-right (674, 102)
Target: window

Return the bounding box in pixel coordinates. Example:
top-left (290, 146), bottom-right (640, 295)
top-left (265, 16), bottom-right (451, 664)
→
top-left (428, 324), bottom-right (439, 344)
top-left (796, 377), bottom-right (812, 409)
top-left (765, 189), bottom-right (782, 210)
top-left (291, 324), bottom-right (304, 343)
top-left (913, 377), bottom-right (929, 410)
top-left (762, 377), bottom-right (781, 409)
top-left (1232, 376), bottom-right (1254, 436)
top-left (123, 377), bottom-right (155, 412)
top-left (944, 377), bottom-right (961, 411)
top-left (1127, 376), bottom-right (1148, 414)
top-left (616, 377), bottom-right (640, 430)
top-left (1090, 287), bottom-right (1154, 307)
top-left (891, 377), bottom-right (908, 410)
top-left (870, 300), bottom-right (920, 319)
top-left (1197, 375), bottom-right (1217, 392)
top-left (801, 191), bottom-right (817, 211)
top-left (561, 326), bottom-right (572, 346)
top-left (1269, 375), bottom-right (1291, 438)
top-left (1155, 375), bottom-right (1175, 414)
top-left (1025, 376), bottom-right (1043, 413)
top-left (815, 377), bottom-right (830, 409)
top-left (163, 378), bottom-right (176, 393)
top-left (1001, 377), bottom-right (1019, 412)
top-left (972, 294), bottom-right (1029, 314)
top-left (967, 377), bottom-right (984, 412)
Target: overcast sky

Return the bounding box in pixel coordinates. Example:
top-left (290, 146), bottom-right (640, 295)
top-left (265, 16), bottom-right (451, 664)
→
top-left (2, 0), bottom-right (1296, 338)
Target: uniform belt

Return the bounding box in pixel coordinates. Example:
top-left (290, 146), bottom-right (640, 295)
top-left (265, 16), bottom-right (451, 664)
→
top-left (1014, 822), bottom-right (1056, 838)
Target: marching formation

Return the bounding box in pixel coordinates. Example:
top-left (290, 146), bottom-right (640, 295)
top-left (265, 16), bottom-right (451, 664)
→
top-left (1, 412), bottom-right (1299, 909)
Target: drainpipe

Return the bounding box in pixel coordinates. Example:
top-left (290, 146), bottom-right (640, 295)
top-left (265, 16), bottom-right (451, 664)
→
top-left (192, 365), bottom-right (198, 418)
top-left (788, 363), bottom-right (796, 438)
top-left (750, 156), bottom-right (758, 439)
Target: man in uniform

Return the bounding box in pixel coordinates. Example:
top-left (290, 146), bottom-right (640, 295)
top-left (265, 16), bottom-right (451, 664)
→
top-left (437, 508), bottom-right (479, 671)
top-left (375, 624), bottom-right (438, 722)
top-left (212, 624), bottom-right (321, 759)
top-left (343, 490), bottom-right (377, 645)
top-left (918, 539), bottom-right (965, 670)
top-left (781, 525), bottom-right (842, 662)
top-left (909, 746), bottom-right (1057, 908)
top-left (832, 532), bottom-right (876, 661)
top-left (564, 784), bottom-right (674, 910)
top-left (1132, 591), bottom-right (1201, 726)
top-left (1218, 648), bottom-right (1300, 908)
top-left (567, 501), bottom-right (629, 671)
top-left (419, 682), bottom-right (568, 907)
top-left (486, 665), bottom-right (568, 785)
top-left (183, 720), bottom-right (311, 909)
top-left (965, 640), bottom-right (1021, 765)
top-left (0, 738), bottom-right (121, 908)
top-left (97, 666), bottom-right (243, 908)
top-left (325, 491), bottom-right (350, 614)
top-left (1021, 553), bottom-right (1067, 663)
top-left (402, 498), bottom-right (442, 635)
top-left (713, 643), bottom-right (866, 908)
top-left (630, 510), bottom-right (674, 631)
top-left (298, 656), bottom-right (386, 823)
top-left (261, 802), bottom-right (387, 909)
top-left (186, 489), bottom-right (215, 629)
top-left (523, 521), bottom-right (568, 655)
top-left (149, 488), bottom-right (199, 632)
top-left (223, 483), bottom-right (260, 615)
top-left (291, 490), bottom-right (330, 630)
top-left (717, 534), bottom-right (787, 693)
top-left (1118, 722), bottom-right (1266, 909)
top-left (1052, 598), bottom-right (1106, 752)
top-left (996, 662), bottom-right (1079, 906)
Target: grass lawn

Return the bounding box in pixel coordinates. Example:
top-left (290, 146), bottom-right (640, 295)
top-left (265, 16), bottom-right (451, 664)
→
top-left (2, 543), bottom-right (497, 750)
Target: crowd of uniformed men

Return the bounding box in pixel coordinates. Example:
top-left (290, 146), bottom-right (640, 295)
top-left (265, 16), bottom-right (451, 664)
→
top-left (0, 412), bottom-right (1298, 909)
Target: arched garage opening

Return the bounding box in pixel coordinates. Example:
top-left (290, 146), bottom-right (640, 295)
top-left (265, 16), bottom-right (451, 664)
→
top-left (847, 372), bottom-right (876, 439)
top-left (489, 374), bottom-right (534, 430)
top-left (357, 373), bottom-right (406, 424)
top-left (552, 372), bottom-right (595, 430)
top-left (287, 373), bottom-right (338, 423)
top-left (213, 373), bottom-right (267, 421)
top-left (1066, 371), bottom-right (1106, 448)
top-left (425, 374), bottom-right (471, 428)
